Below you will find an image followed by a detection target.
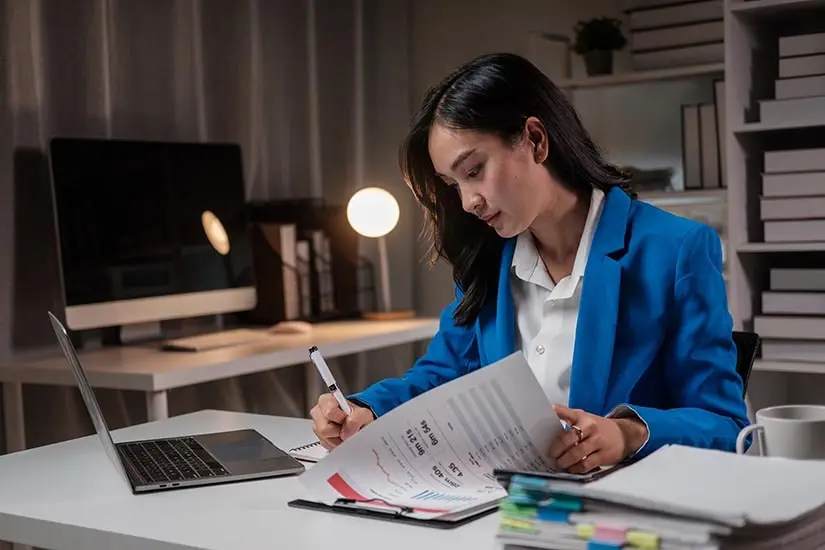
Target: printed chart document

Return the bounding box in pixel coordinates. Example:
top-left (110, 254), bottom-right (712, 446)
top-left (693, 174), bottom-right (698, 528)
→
top-left (296, 352), bottom-right (566, 521)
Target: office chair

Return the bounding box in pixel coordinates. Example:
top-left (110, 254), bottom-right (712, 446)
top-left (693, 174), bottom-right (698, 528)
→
top-left (732, 331), bottom-right (760, 396)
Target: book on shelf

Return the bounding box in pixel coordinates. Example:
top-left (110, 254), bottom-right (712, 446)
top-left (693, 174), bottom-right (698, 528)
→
top-left (632, 41), bottom-right (724, 71)
top-left (761, 148), bottom-right (825, 242)
top-left (623, 0), bottom-right (724, 70)
top-left (760, 95), bottom-right (825, 127)
top-left (754, 315), bottom-right (825, 340)
top-left (681, 95), bottom-right (724, 191)
top-left (779, 53), bottom-right (825, 79)
top-left (713, 79), bottom-right (726, 187)
top-left (626, 0), bottom-right (722, 32)
top-left (779, 32), bottom-right (825, 58)
top-left (630, 20), bottom-right (723, 52)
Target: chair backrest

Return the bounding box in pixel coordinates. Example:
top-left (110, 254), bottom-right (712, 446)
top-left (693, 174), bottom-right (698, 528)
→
top-left (732, 330), bottom-right (760, 396)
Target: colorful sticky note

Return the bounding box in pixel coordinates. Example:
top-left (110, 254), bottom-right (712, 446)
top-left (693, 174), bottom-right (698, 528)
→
top-left (543, 493), bottom-right (583, 512)
top-left (537, 507), bottom-right (569, 523)
top-left (510, 474), bottom-right (551, 491)
top-left (595, 524), bottom-right (627, 543)
top-left (577, 523), bottom-right (596, 539)
top-left (500, 516), bottom-right (538, 533)
top-left (627, 530), bottom-right (660, 550)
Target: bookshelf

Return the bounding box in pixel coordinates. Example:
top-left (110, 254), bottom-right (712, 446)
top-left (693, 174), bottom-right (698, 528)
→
top-left (725, 0), bottom-right (825, 409)
top-left (557, 62), bottom-right (724, 90)
top-left (730, 0), bottom-right (825, 15)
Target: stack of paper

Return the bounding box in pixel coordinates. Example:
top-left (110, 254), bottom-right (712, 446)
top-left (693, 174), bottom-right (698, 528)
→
top-left (497, 445), bottom-right (825, 549)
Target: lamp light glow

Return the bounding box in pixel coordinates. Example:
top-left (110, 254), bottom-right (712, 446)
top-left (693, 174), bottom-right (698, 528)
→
top-left (346, 187), bottom-right (400, 238)
top-left (202, 210), bottom-right (230, 255)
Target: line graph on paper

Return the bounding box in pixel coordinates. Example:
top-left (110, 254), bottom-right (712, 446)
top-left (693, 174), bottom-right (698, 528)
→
top-left (373, 448), bottom-right (405, 490)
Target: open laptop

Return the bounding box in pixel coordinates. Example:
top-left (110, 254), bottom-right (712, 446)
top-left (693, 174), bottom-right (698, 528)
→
top-left (47, 311), bottom-right (305, 494)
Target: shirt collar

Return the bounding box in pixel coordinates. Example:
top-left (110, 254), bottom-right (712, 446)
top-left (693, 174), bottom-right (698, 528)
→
top-left (511, 188), bottom-right (605, 283)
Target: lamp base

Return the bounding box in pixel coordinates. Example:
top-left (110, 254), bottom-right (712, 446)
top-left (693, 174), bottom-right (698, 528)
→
top-left (362, 309), bottom-right (416, 321)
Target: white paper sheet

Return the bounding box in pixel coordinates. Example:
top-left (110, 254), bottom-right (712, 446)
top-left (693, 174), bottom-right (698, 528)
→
top-left (298, 352), bottom-right (565, 519)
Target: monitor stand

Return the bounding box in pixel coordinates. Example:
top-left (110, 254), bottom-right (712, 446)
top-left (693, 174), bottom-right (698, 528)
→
top-left (122, 321), bottom-right (164, 344)
top-left (101, 321), bottom-right (164, 346)
top-left (99, 315), bottom-right (229, 347)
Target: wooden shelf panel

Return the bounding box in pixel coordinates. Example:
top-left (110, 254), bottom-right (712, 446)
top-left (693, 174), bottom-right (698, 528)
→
top-left (558, 63), bottom-right (724, 90)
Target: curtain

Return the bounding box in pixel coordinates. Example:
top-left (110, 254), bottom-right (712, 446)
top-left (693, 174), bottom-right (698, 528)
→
top-left (0, 3), bottom-right (418, 544)
top-left (0, 0), bottom-right (321, 450)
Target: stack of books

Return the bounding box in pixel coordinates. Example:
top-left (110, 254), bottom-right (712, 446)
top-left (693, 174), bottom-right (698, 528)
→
top-left (680, 78), bottom-right (725, 191)
top-left (758, 266), bottom-right (825, 363)
top-left (624, 0), bottom-right (724, 71)
top-left (496, 445), bottom-right (825, 550)
top-left (760, 32), bottom-right (825, 126)
top-left (759, 147), bottom-right (825, 243)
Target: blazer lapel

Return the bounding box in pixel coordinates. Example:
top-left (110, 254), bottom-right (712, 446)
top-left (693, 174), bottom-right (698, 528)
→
top-left (477, 237), bottom-right (517, 365)
top-left (568, 188), bottom-right (631, 415)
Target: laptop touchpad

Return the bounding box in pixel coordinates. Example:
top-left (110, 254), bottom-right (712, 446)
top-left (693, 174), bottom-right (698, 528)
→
top-left (195, 429), bottom-right (300, 475)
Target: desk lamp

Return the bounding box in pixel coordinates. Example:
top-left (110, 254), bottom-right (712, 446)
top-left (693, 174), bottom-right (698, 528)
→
top-left (202, 210), bottom-right (230, 255)
top-left (347, 187), bottom-right (414, 320)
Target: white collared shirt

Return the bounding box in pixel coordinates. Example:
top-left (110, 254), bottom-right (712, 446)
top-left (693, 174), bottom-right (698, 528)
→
top-left (510, 189), bottom-right (605, 406)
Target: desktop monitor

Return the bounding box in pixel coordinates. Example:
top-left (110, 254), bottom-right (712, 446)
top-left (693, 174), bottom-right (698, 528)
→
top-left (49, 137), bottom-right (256, 333)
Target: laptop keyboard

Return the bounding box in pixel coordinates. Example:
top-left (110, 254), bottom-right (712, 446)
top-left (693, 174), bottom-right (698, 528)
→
top-left (119, 437), bottom-right (229, 484)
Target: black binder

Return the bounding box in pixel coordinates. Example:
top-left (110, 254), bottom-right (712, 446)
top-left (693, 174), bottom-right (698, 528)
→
top-left (493, 463), bottom-right (625, 490)
top-left (287, 497), bottom-right (499, 529)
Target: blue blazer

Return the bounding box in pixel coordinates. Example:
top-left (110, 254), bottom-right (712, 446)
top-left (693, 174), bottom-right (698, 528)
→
top-left (351, 187), bottom-right (750, 459)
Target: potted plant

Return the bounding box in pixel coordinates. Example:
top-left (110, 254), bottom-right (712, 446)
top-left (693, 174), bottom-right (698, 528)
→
top-left (573, 17), bottom-right (627, 76)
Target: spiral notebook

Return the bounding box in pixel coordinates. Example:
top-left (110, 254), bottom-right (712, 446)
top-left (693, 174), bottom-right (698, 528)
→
top-left (288, 440), bottom-right (328, 462)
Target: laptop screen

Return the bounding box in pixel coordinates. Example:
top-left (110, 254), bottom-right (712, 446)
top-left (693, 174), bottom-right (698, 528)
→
top-left (47, 312), bottom-right (131, 486)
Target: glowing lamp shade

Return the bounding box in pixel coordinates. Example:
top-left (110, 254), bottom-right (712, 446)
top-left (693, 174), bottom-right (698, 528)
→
top-left (202, 210), bottom-right (230, 255)
top-left (346, 187), bottom-right (400, 238)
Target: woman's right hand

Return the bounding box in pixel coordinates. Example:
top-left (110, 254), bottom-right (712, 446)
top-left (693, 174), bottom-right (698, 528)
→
top-left (310, 394), bottom-right (375, 449)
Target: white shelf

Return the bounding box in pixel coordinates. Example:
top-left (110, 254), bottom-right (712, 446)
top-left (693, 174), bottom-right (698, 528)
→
top-left (738, 242), bottom-right (825, 252)
top-left (753, 359), bottom-right (825, 374)
top-left (638, 188), bottom-right (726, 207)
top-left (733, 118), bottom-right (825, 133)
top-left (730, 0), bottom-right (825, 16)
top-left (728, 0), bottom-right (825, 395)
top-left (558, 63), bottom-right (724, 90)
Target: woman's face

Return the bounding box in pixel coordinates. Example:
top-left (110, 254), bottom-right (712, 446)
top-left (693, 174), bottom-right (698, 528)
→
top-left (428, 118), bottom-right (557, 238)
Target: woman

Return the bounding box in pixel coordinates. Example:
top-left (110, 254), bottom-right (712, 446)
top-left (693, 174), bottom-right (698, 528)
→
top-left (310, 52), bottom-right (749, 472)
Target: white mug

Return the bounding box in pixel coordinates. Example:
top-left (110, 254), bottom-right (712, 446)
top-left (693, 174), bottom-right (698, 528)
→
top-left (736, 405), bottom-right (825, 459)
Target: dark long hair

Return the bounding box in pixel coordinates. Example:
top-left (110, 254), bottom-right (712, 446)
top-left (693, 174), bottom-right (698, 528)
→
top-left (401, 52), bottom-right (633, 327)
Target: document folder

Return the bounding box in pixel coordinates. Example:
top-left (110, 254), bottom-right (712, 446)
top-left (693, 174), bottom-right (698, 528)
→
top-left (287, 497), bottom-right (498, 529)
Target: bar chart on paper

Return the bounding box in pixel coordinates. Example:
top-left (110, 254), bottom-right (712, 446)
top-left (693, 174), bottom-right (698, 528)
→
top-left (410, 489), bottom-right (480, 503)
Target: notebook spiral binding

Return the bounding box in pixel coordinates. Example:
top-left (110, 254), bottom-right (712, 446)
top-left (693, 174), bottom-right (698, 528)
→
top-left (290, 440), bottom-right (321, 452)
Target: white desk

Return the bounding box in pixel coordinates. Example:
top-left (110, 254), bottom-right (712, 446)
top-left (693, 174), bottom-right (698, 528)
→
top-left (0, 410), bottom-right (499, 550)
top-left (0, 318), bottom-right (438, 453)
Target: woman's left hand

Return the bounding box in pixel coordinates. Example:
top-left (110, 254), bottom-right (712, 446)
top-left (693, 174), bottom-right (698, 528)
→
top-left (548, 404), bottom-right (649, 474)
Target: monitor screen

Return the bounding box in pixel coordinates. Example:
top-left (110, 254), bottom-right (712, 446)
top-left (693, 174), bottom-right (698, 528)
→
top-left (49, 138), bottom-right (255, 330)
